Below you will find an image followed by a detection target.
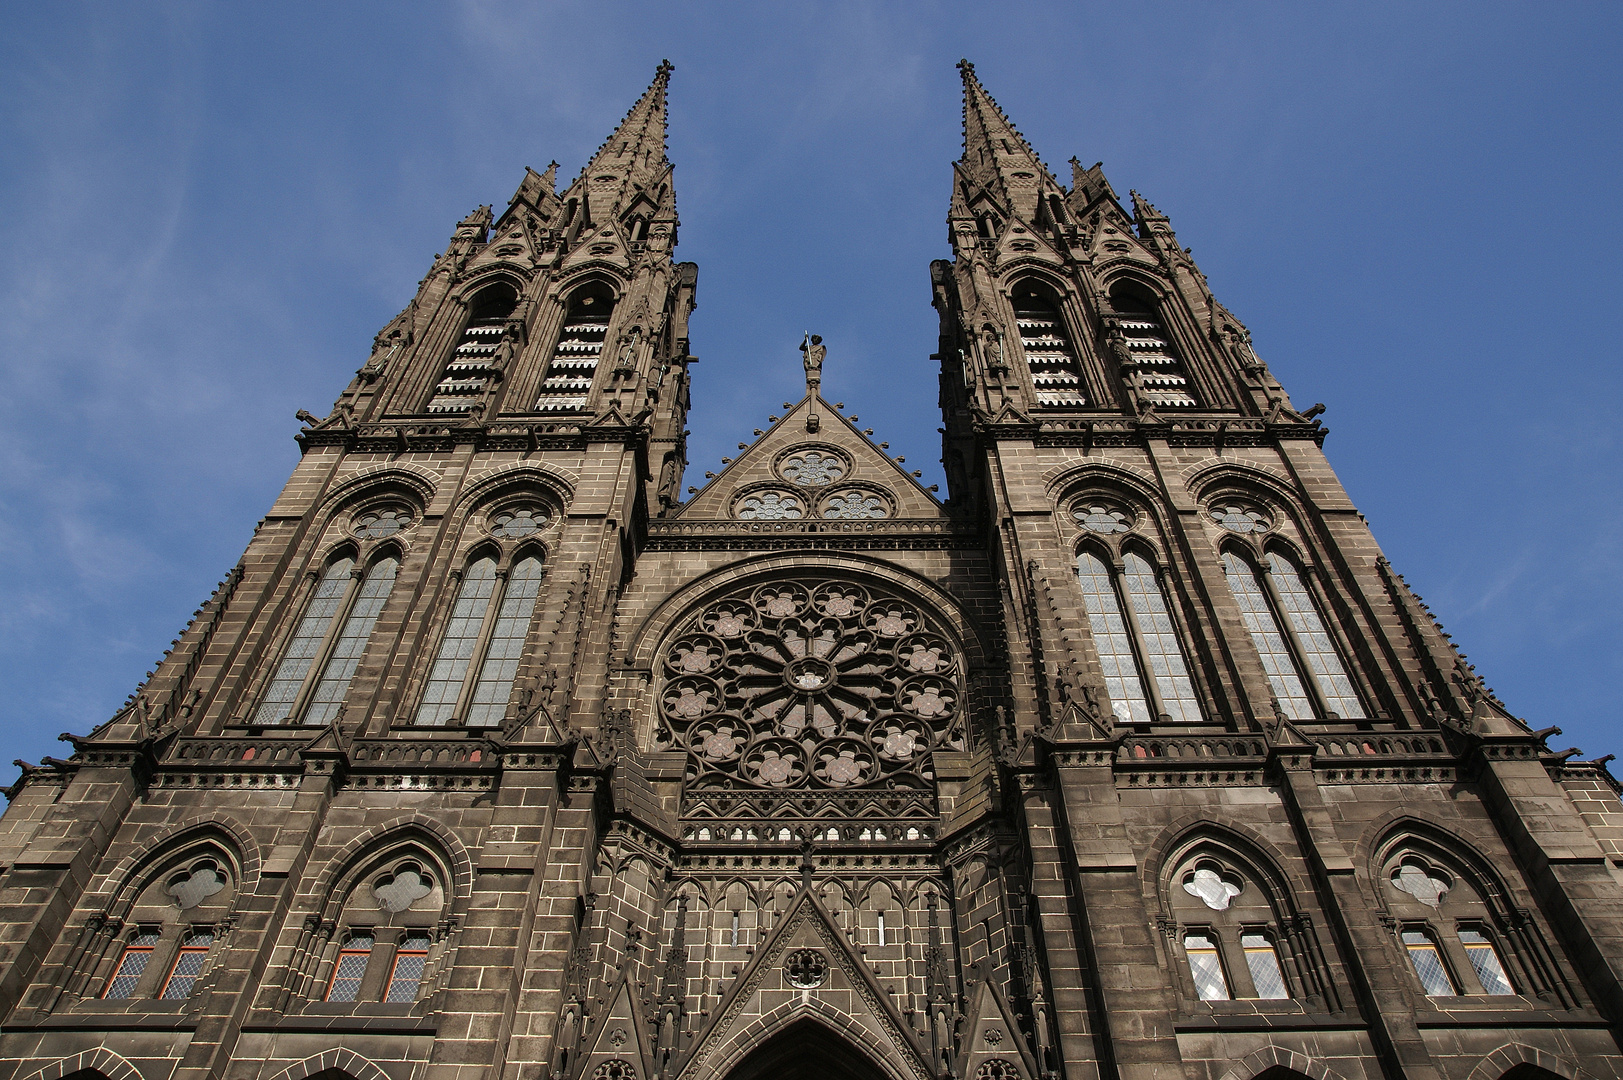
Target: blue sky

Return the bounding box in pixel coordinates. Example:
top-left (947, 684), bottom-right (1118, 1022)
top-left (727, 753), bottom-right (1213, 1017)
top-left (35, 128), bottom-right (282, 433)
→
top-left (1, 3), bottom-right (1620, 777)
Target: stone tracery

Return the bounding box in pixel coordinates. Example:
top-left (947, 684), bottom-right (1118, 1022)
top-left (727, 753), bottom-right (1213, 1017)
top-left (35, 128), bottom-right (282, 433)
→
top-left (655, 578), bottom-right (965, 792)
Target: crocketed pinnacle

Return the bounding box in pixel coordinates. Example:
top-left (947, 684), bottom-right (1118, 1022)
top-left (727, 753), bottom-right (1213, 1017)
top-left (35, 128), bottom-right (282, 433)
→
top-left (957, 59), bottom-right (1057, 219)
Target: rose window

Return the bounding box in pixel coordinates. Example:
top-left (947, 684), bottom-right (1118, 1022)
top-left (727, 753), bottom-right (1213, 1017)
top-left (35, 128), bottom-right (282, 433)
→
top-left (784, 948), bottom-right (829, 988)
top-left (1210, 503), bottom-right (1270, 534)
top-left (821, 489), bottom-right (889, 519)
top-left (656, 578), bottom-right (964, 792)
top-left (1073, 502), bottom-right (1130, 535)
top-left (737, 491), bottom-right (805, 520)
top-left (781, 450), bottom-right (846, 486)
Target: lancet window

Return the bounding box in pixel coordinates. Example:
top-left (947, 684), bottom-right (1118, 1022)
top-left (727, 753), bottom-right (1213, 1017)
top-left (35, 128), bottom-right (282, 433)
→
top-left (253, 553), bottom-right (399, 726)
top-left (1383, 847), bottom-right (1533, 999)
top-left (1221, 548), bottom-right (1364, 720)
top-left (1012, 284), bottom-right (1086, 407)
top-left (536, 282), bottom-right (615, 411)
top-left (1075, 548), bottom-right (1202, 723)
top-left (415, 553), bottom-right (546, 726)
top-left (427, 282), bottom-right (518, 414)
top-left (1109, 282), bottom-right (1196, 408)
top-left (1167, 848), bottom-right (1322, 1004)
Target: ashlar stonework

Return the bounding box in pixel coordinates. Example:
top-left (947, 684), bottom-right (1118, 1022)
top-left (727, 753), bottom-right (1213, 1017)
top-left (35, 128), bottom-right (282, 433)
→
top-left (3, 58), bottom-right (1623, 1080)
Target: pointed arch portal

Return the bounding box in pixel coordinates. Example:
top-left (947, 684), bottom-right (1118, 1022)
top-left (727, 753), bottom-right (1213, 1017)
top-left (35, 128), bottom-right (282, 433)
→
top-left (719, 1019), bottom-right (890, 1080)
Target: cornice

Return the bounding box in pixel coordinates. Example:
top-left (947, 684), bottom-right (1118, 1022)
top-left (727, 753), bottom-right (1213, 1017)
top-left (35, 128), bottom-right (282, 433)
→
top-left (971, 415), bottom-right (1328, 449)
top-left (298, 418), bottom-right (652, 455)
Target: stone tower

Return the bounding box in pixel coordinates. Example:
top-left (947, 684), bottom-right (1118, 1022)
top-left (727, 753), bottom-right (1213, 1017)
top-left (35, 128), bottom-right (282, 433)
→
top-left (2, 58), bottom-right (1622, 1080)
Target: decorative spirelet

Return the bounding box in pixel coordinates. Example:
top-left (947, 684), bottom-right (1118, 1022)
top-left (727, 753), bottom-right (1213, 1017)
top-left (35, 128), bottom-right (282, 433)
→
top-left (655, 578), bottom-right (965, 791)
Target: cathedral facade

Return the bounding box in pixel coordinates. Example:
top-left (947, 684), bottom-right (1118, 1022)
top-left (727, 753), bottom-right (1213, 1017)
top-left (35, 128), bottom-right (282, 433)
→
top-left (4, 60), bottom-right (1623, 1080)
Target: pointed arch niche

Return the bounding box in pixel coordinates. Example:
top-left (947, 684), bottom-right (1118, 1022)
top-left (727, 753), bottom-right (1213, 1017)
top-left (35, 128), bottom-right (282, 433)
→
top-left (1107, 280), bottom-right (1197, 409)
top-left (1009, 281), bottom-right (1086, 407)
top-left (721, 1018), bottom-right (893, 1080)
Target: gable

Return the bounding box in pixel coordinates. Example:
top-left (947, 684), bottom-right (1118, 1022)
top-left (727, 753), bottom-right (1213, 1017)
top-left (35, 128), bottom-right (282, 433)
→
top-left (677, 393), bottom-right (944, 521)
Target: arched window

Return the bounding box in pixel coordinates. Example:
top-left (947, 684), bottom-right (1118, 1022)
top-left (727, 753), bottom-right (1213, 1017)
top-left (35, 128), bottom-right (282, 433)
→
top-left (415, 554), bottom-right (545, 726)
top-left (427, 282), bottom-right (518, 414)
top-left (254, 554), bottom-right (399, 726)
top-left (1221, 549), bottom-right (1364, 720)
top-left (326, 932), bottom-right (374, 1002)
top-left (536, 282), bottom-right (616, 412)
top-left (1383, 847), bottom-right (1527, 998)
top-left (1076, 550), bottom-right (1202, 723)
top-left (102, 930), bottom-right (160, 999)
top-left (385, 933), bottom-right (433, 1002)
top-left (1012, 284), bottom-right (1086, 407)
top-left (1169, 849), bottom-right (1307, 1003)
top-left (1109, 282), bottom-right (1196, 408)
top-left (159, 929), bottom-right (215, 999)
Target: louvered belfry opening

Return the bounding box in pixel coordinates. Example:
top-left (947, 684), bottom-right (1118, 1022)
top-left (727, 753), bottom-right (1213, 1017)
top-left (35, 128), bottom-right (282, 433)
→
top-left (426, 283), bottom-right (518, 414)
top-left (536, 281), bottom-right (615, 412)
top-left (1110, 281), bottom-right (1197, 408)
top-left (1013, 284), bottom-right (1087, 406)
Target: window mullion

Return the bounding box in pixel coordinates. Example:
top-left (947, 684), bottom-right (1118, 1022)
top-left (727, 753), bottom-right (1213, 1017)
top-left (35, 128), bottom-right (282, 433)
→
top-left (1259, 564), bottom-right (1334, 720)
top-left (1114, 560), bottom-right (1170, 722)
top-left (452, 567), bottom-right (509, 722)
top-left (289, 567), bottom-right (365, 724)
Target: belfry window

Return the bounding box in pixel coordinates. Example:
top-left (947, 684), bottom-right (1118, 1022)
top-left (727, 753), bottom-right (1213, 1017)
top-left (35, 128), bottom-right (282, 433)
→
top-left (1012, 285), bottom-right (1086, 406)
top-left (536, 282), bottom-right (615, 412)
top-left (254, 554), bottom-right (399, 726)
top-left (427, 283), bottom-right (518, 414)
top-left (1109, 282), bottom-right (1196, 408)
top-left (415, 554), bottom-right (546, 726)
top-left (1076, 550), bottom-right (1203, 723)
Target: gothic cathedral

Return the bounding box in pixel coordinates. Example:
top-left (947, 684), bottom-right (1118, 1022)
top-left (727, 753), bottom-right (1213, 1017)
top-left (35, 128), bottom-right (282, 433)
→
top-left (4, 60), bottom-right (1622, 1080)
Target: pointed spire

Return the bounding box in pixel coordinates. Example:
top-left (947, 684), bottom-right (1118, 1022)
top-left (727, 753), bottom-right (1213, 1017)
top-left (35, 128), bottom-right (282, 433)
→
top-left (580, 60), bottom-right (673, 191)
top-left (956, 59), bottom-right (1055, 221)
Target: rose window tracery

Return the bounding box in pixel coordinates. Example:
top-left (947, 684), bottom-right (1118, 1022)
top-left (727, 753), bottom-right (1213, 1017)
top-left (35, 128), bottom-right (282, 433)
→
top-left (780, 449), bottom-right (847, 486)
top-left (821, 489), bottom-right (889, 519)
top-left (656, 578), bottom-right (965, 791)
top-left (1073, 501), bottom-right (1131, 535)
top-left (1209, 502), bottom-right (1270, 534)
top-left (354, 507), bottom-right (412, 539)
top-left (490, 506), bottom-right (549, 537)
top-left (737, 491), bottom-right (805, 520)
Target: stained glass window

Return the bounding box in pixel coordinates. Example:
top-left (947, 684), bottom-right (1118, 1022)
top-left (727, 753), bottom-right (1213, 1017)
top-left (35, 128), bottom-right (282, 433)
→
top-left (737, 491), bottom-right (804, 520)
top-left (354, 508), bottom-right (411, 538)
top-left (304, 557), bottom-right (398, 725)
top-left (1266, 552), bottom-right (1364, 718)
top-left (160, 930), bottom-right (214, 999)
top-left (1459, 929), bottom-right (1514, 995)
top-left (384, 934), bottom-right (432, 1003)
top-left (1121, 554), bottom-right (1203, 722)
top-left (254, 558), bottom-right (354, 724)
top-left (103, 930), bottom-right (160, 999)
top-left (327, 934), bottom-right (375, 1002)
top-left (1184, 933), bottom-right (1229, 1000)
top-left (1073, 503), bottom-right (1130, 534)
top-left (781, 451), bottom-right (845, 486)
top-left (417, 555), bottom-right (545, 726)
top-left (1222, 552), bottom-right (1314, 719)
top-left (1402, 930), bottom-right (1456, 996)
top-left (1242, 933), bottom-right (1290, 999)
top-left (1076, 552), bottom-right (1150, 724)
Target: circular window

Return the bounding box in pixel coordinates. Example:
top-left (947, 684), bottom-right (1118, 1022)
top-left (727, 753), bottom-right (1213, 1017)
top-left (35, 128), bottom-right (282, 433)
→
top-left (490, 506), bottom-right (549, 538)
top-left (354, 507), bottom-right (412, 539)
top-left (820, 488), bottom-right (890, 519)
top-left (784, 948), bottom-right (829, 988)
top-left (1209, 502), bottom-right (1270, 534)
top-left (1072, 500), bottom-right (1132, 535)
top-left (735, 489), bottom-right (806, 520)
top-left (778, 447), bottom-right (849, 487)
top-left (654, 578), bottom-right (963, 791)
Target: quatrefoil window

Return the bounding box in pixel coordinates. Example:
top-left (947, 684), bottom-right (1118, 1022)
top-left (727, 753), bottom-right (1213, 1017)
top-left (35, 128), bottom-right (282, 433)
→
top-left (374, 864), bottom-right (434, 913)
top-left (784, 948), bottom-right (828, 988)
top-left (780, 450), bottom-right (847, 486)
top-left (737, 491), bottom-right (805, 520)
top-left (1210, 503), bottom-right (1270, 534)
top-left (655, 578), bottom-right (965, 792)
top-left (1390, 857), bottom-right (1451, 909)
top-left (490, 506), bottom-right (549, 538)
top-left (1182, 864), bottom-right (1243, 911)
top-left (167, 861), bottom-right (227, 909)
top-left (1073, 502), bottom-right (1132, 535)
top-left (822, 489), bottom-right (889, 519)
top-left (354, 507), bottom-right (412, 539)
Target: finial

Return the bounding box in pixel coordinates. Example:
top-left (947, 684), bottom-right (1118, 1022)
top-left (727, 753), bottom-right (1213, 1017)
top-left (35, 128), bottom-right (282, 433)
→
top-left (957, 58), bottom-right (976, 76)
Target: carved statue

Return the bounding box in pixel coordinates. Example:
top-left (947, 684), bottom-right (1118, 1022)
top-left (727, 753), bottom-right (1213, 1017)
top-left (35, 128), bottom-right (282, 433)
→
top-left (981, 325), bottom-right (1005, 374)
top-left (616, 326), bottom-right (642, 373)
top-left (799, 333), bottom-right (825, 392)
